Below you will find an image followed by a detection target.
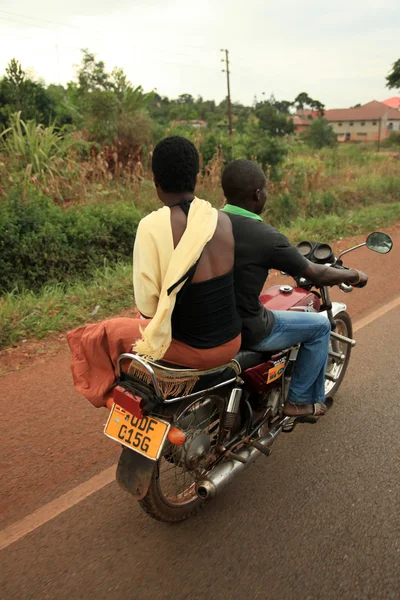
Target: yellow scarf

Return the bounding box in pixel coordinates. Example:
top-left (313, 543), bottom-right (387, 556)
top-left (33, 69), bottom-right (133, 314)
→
top-left (133, 197), bottom-right (218, 360)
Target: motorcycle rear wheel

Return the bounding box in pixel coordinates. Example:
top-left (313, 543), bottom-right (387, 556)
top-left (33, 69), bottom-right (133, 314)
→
top-left (324, 311), bottom-right (353, 398)
top-left (139, 395), bottom-right (223, 523)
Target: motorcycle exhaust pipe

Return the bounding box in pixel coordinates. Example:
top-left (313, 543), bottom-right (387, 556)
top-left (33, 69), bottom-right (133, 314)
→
top-left (196, 417), bottom-right (291, 500)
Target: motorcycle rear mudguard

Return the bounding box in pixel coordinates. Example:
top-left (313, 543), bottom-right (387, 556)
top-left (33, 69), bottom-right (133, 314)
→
top-left (116, 446), bottom-right (156, 500)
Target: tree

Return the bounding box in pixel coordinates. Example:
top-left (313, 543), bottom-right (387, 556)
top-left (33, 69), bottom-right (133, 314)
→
top-left (386, 58), bottom-right (400, 90)
top-left (273, 100), bottom-right (293, 115)
top-left (5, 58), bottom-right (24, 109)
top-left (301, 118), bottom-right (337, 149)
top-left (294, 92), bottom-right (325, 115)
top-left (256, 102), bottom-right (294, 136)
top-left (176, 93), bottom-right (194, 105)
top-left (0, 58), bottom-right (55, 129)
top-left (76, 50), bottom-right (111, 93)
top-left (46, 84), bottom-right (75, 126)
top-left (294, 92), bottom-right (314, 111)
top-left (311, 100), bottom-right (325, 117)
top-left (245, 128), bottom-right (288, 173)
top-left (71, 49), bottom-right (153, 150)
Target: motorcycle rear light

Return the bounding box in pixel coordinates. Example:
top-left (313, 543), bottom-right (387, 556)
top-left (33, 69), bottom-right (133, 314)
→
top-left (113, 385), bottom-right (144, 419)
top-left (167, 427), bottom-right (186, 446)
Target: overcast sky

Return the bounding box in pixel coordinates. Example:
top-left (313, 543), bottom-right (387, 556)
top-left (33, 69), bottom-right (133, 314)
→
top-left (0, 0), bottom-right (398, 108)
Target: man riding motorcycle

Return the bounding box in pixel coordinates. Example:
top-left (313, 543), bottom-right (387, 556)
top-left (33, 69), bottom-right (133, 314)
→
top-left (221, 159), bottom-right (368, 417)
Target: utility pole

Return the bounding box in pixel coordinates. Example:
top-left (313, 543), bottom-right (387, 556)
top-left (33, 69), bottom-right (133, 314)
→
top-left (377, 117), bottom-right (382, 152)
top-left (220, 49), bottom-right (233, 137)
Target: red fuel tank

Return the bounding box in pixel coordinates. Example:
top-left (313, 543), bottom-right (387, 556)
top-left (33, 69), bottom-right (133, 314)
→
top-left (259, 285), bottom-right (320, 312)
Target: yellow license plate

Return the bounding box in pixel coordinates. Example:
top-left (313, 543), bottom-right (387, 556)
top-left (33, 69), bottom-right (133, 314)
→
top-left (104, 404), bottom-right (170, 461)
top-left (267, 360), bottom-right (286, 384)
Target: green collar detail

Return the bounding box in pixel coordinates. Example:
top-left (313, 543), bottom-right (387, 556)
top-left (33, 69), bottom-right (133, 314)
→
top-left (222, 204), bottom-right (263, 222)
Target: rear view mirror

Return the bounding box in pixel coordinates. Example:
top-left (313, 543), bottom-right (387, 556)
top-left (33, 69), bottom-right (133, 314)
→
top-left (366, 232), bottom-right (393, 254)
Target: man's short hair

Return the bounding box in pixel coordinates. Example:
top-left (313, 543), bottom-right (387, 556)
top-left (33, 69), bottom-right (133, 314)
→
top-left (222, 159), bottom-right (267, 204)
top-left (152, 136), bottom-right (199, 193)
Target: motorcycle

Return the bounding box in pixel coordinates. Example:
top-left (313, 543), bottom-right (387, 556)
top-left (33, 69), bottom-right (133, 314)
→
top-left (104, 231), bottom-right (393, 522)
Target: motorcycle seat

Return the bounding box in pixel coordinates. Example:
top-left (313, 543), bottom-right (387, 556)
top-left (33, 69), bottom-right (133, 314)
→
top-left (234, 349), bottom-right (266, 371)
top-left (190, 350), bottom-right (267, 394)
top-left (156, 349), bottom-right (265, 373)
top-left (127, 350), bottom-right (268, 398)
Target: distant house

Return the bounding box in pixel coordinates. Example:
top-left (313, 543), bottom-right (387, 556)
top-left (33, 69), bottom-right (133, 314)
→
top-left (172, 119), bottom-right (207, 128)
top-left (382, 97), bottom-right (400, 110)
top-left (292, 115), bottom-right (310, 134)
top-left (292, 110), bottom-right (321, 134)
top-left (324, 101), bottom-right (400, 142)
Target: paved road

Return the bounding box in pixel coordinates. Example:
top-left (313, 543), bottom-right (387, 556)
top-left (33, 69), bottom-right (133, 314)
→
top-left (1, 239), bottom-right (400, 599)
top-left (1, 306), bottom-right (399, 600)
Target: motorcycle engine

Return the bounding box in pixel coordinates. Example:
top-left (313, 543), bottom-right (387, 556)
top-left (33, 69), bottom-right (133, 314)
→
top-left (250, 388), bottom-right (281, 417)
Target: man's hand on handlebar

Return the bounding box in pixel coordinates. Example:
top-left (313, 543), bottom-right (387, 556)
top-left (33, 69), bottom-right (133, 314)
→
top-left (348, 269), bottom-right (368, 288)
top-left (302, 262), bottom-right (368, 288)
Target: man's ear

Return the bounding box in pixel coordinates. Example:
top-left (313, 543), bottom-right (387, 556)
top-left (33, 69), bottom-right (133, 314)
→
top-left (254, 188), bottom-right (261, 201)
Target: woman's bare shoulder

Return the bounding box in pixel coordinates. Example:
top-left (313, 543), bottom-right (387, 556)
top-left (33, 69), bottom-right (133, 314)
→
top-left (216, 210), bottom-right (233, 232)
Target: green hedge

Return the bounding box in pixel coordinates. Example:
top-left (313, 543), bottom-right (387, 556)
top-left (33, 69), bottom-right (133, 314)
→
top-left (0, 187), bottom-right (141, 293)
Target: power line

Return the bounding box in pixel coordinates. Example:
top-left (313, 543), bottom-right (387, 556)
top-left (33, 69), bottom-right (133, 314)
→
top-left (0, 15), bottom-right (220, 68)
top-left (0, 9), bottom-right (77, 29)
top-left (0, 9), bottom-right (214, 54)
top-left (0, 15), bottom-right (58, 33)
top-left (0, 19), bottom-right (222, 72)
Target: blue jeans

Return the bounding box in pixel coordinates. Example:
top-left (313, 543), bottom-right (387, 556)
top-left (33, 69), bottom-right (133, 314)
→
top-left (250, 311), bottom-right (331, 405)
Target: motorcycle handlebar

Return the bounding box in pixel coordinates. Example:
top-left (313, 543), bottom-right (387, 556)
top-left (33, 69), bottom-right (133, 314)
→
top-left (339, 282), bottom-right (353, 293)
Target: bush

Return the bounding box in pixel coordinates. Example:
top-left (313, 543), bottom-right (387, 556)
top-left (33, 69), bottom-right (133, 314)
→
top-left (0, 185), bottom-right (141, 293)
top-left (266, 193), bottom-right (300, 225)
top-left (234, 127), bottom-right (288, 175)
top-left (382, 132), bottom-right (400, 148)
top-left (301, 118), bottom-right (337, 149)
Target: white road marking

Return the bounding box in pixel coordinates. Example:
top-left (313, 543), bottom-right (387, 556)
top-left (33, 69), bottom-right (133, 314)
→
top-left (353, 295), bottom-right (400, 333)
top-left (0, 467), bottom-right (115, 552)
top-left (1, 294), bottom-right (399, 551)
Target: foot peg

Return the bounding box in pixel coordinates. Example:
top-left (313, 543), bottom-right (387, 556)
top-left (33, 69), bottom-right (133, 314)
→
top-left (250, 439), bottom-right (272, 456)
top-left (296, 415), bottom-right (319, 424)
top-left (282, 415), bottom-right (319, 432)
top-left (225, 450), bottom-right (248, 464)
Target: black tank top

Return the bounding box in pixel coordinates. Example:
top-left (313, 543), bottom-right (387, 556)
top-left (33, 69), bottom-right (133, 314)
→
top-left (167, 200), bottom-right (241, 349)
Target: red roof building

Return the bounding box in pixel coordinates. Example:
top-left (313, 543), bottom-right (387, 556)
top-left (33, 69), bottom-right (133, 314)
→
top-left (324, 101), bottom-right (400, 142)
top-left (382, 97), bottom-right (400, 110)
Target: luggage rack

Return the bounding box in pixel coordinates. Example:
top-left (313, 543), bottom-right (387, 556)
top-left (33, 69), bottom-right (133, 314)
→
top-left (117, 353), bottom-right (162, 398)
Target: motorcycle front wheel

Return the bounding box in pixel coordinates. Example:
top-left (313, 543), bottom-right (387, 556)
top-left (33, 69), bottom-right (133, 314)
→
top-left (324, 310), bottom-right (353, 398)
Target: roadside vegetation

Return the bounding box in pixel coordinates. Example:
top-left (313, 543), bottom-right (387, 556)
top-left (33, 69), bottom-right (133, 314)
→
top-left (1, 52), bottom-right (400, 349)
top-left (2, 200), bottom-right (399, 350)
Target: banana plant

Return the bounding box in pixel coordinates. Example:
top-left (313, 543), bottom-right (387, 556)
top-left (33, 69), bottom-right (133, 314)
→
top-left (0, 112), bottom-right (77, 177)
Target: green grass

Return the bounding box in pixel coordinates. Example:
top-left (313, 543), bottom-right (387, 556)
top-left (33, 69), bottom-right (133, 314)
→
top-left (0, 262), bottom-right (133, 348)
top-left (1, 202), bottom-right (399, 350)
top-left (283, 202), bottom-right (400, 244)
